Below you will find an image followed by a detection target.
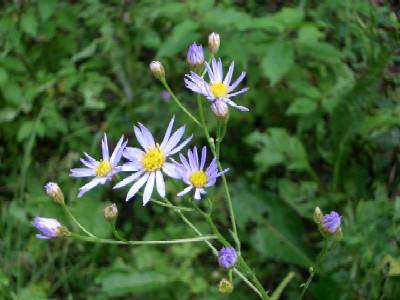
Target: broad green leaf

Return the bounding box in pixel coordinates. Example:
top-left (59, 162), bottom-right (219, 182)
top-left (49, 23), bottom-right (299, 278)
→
top-left (274, 7), bottom-right (304, 28)
top-left (38, 0), bottom-right (58, 21)
top-left (17, 121), bottom-right (35, 142)
top-left (261, 42), bottom-right (294, 85)
top-left (286, 98), bottom-right (318, 115)
top-left (157, 20), bottom-right (199, 58)
top-left (20, 8), bottom-right (39, 37)
top-left (250, 195), bottom-right (313, 267)
top-left (0, 68), bottom-right (8, 85)
top-left (298, 26), bottom-right (323, 44)
top-left (245, 128), bottom-right (310, 172)
top-left (71, 40), bottom-right (98, 62)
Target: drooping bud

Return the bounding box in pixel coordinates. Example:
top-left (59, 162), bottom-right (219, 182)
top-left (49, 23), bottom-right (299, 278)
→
top-left (187, 42), bottom-right (204, 70)
top-left (44, 182), bottom-right (64, 204)
top-left (313, 207), bottom-right (323, 224)
top-left (208, 32), bottom-right (220, 54)
top-left (149, 61), bottom-right (165, 80)
top-left (32, 217), bottom-right (69, 239)
top-left (211, 99), bottom-right (229, 121)
top-left (218, 278), bottom-right (233, 294)
top-left (104, 203), bottom-right (118, 222)
top-left (218, 247), bottom-right (238, 269)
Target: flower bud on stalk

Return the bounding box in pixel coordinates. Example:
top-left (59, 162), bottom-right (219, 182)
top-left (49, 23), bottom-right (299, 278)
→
top-left (208, 32), bottom-right (220, 54)
top-left (32, 217), bottom-right (69, 239)
top-left (187, 42), bottom-right (204, 72)
top-left (149, 61), bottom-right (165, 80)
top-left (44, 182), bottom-right (64, 204)
top-left (104, 203), bottom-right (118, 222)
top-left (218, 247), bottom-right (238, 269)
top-left (218, 278), bottom-right (233, 294)
top-left (313, 207), bottom-right (323, 224)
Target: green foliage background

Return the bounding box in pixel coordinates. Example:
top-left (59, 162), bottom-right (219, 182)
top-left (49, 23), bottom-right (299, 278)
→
top-left (1, 0), bottom-right (399, 299)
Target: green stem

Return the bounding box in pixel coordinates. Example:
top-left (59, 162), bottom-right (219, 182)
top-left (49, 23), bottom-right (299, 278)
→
top-left (190, 201), bottom-right (269, 299)
top-left (69, 233), bottom-right (217, 245)
top-left (150, 198), bottom-right (194, 211)
top-left (61, 203), bottom-right (96, 238)
top-left (197, 95), bottom-right (239, 251)
top-left (307, 166), bottom-right (324, 192)
top-left (163, 198), bottom-right (263, 298)
top-left (271, 272), bottom-right (295, 300)
top-left (111, 221), bottom-right (127, 242)
top-left (160, 78), bottom-right (202, 127)
top-left (299, 238), bottom-right (329, 300)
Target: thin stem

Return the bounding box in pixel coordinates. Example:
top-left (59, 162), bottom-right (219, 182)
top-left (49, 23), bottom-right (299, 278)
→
top-left (69, 234), bottom-right (217, 245)
top-left (306, 166), bottom-right (324, 192)
top-left (299, 238), bottom-right (329, 300)
top-left (150, 198), bottom-right (194, 211)
top-left (163, 198), bottom-right (262, 296)
top-left (196, 95), bottom-right (239, 250)
top-left (160, 78), bottom-right (201, 127)
top-left (61, 203), bottom-right (96, 238)
top-left (271, 272), bottom-right (295, 300)
top-left (111, 221), bottom-right (127, 242)
top-left (190, 201), bottom-right (269, 299)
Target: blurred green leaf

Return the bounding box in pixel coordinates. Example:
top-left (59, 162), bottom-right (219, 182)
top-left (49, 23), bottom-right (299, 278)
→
top-left (286, 98), bottom-right (318, 115)
top-left (261, 42), bottom-right (294, 85)
top-left (38, 0), bottom-right (58, 21)
top-left (20, 8), bottom-right (39, 37)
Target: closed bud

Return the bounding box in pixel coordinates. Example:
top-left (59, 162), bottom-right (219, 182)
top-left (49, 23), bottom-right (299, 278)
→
top-left (32, 217), bottom-right (69, 239)
top-left (208, 32), bottom-right (220, 54)
top-left (313, 207), bottom-right (323, 224)
top-left (187, 42), bottom-right (204, 68)
top-left (218, 278), bottom-right (233, 294)
top-left (211, 99), bottom-right (229, 121)
top-left (321, 211), bottom-right (343, 237)
top-left (149, 61), bottom-right (165, 80)
top-left (44, 182), bottom-right (64, 204)
top-left (104, 203), bottom-right (118, 222)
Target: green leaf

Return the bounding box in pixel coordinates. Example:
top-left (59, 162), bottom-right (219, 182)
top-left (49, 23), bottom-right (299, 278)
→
top-left (261, 42), bottom-right (294, 85)
top-left (71, 40), bottom-right (98, 63)
top-left (298, 26), bottom-right (323, 44)
top-left (20, 8), bottom-right (39, 37)
top-left (0, 108), bottom-right (19, 123)
top-left (286, 98), bottom-right (318, 115)
top-left (274, 7), bottom-right (304, 28)
top-left (245, 128), bottom-right (310, 172)
top-left (96, 271), bottom-right (168, 297)
top-left (250, 195), bottom-right (313, 267)
top-left (0, 68), bottom-right (9, 86)
top-left (157, 20), bottom-right (199, 58)
top-left (17, 121), bottom-right (35, 142)
top-left (38, 0), bottom-right (58, 21)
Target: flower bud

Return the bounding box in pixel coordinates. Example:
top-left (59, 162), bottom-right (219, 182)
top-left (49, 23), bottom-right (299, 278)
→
top-left (313, 207), bottom-right (323, 224)
top-left (321, 211), bottom-right (342, 235)
top-left (149, 61), bottom-right (165, 80)
top-left (44, 182), bottom-right (64, 204)
top-left (218, 278), bottom-right (233, 294)
top-left (104, 203), bottom-right (118, 222)
top-left (187, 42), bottom-right (204, 69)
top-left (211, 99), bottom-right (229, 120)
top-left (32, 217), bottom-right (69, 239)
top-left (218, 247), bottom-right (238, 269)
top-left (208, 32), bottom-right (220, 54)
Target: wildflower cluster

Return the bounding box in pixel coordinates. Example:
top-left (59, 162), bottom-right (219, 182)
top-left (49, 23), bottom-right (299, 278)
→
top-left (32, 32), bottom-right (344, 300)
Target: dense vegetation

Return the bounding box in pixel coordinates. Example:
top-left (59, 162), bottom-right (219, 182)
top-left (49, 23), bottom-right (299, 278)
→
top-left (1, 0), bottom-right (399, 299)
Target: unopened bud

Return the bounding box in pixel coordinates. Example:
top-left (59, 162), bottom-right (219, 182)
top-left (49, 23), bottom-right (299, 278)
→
top-left (314, 207), bottom-right (323, 224)
top-left (44, 182), bottom-right (64, 204)
top-left (211, 99), bottom-right (229, 121)
top-left (104, 203), bottom-right (118, 222)
top-left (208, 32), bottom-right (220, 54)
top-left (218, 278), bottom-right (233, 294)
top-left (149, 61), bottom-right (165, 80)
top-left (32, 217), bottom-right (69, 239)
top-left (333, 227), bottom-right (343, 241)
top-left (187, 42), bottom-right (204, 68)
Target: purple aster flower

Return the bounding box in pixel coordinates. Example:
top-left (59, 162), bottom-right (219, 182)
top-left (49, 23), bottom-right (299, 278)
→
top-left (321, 211), bottom-right (342, 233)
top-left (114, 116), bottom-right (192, 205)
top-left (173, 146), bottom-right (229, 200)
top-left (32, 217), bottom-right (66, 239)
top-left (187, 42), bottom-right (204, 66)
top-left (70, 133), bottom-right (128, 198)
top-left (184, 57), bottom-right (249, 112)
top-left (218, 247), bottom-right (238, 269)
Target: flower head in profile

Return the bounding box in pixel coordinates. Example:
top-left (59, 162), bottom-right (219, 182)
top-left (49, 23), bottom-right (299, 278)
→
top-left (114, 116), bottom-right (192, 205)
top-left (184, 57), bottom-right (249, 111)
top-left (187, 42), bottom-right (204, 66)
top-left (174, 146), bottom-right (228, 200)
top-left (32, 217), bottom-right (68, 239)
top-left (218, 247), bottom-right (238, 269)
top-left (321, 211), bottom-right (342, 233)
top-left (44, 182), bottom-right (64, 204)
top-left (70, 134), bottom-right (127, 198)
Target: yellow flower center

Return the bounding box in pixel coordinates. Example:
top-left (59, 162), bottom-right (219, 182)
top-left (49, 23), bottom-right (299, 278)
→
top-left (95, 160), bottom-right (112, 177)
top-left (189, 171), bottom-right (208, 188)
top-left (210, 82), bottom-right (228, 98)
top-left (142, 144), bottom-right (165, 172)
